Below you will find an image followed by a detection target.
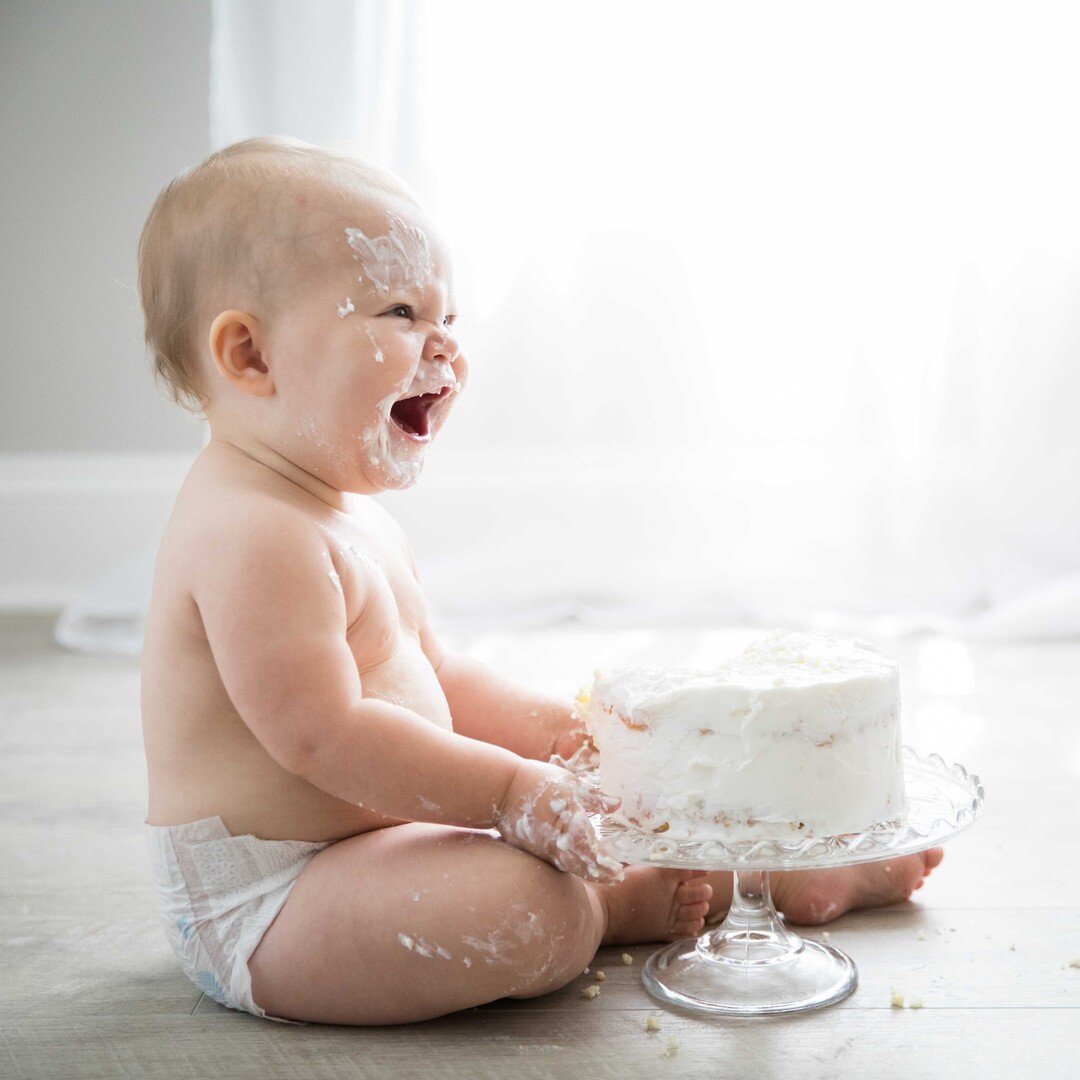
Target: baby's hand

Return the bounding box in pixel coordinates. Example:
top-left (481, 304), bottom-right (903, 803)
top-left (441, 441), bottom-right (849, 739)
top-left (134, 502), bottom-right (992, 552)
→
top-left (548, 715), bottom-right (599, 777)
top-left (495, 760), bottom-right (623, 882)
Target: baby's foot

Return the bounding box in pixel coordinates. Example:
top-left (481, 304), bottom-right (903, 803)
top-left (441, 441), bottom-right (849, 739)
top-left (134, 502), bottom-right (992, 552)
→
top-left (598, 866), bottom-right (714, 945)
top-left (771, 847), bottom-right (944, 925)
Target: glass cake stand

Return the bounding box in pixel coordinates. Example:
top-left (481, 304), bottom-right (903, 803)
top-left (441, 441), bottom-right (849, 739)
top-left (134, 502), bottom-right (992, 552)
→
top-left (595, 747), bottom-right (984, 1016)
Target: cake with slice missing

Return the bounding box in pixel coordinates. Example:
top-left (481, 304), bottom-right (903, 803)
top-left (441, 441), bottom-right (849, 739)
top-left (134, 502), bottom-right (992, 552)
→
top-left (582, 631), bottom-right (907, 841)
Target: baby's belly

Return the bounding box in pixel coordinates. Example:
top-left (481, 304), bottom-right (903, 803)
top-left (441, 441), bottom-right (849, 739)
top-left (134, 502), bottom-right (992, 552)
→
top-left (145, 639), bottom-right (453, 843)
top-left (146, 720), bottom-right (412, 843)
top-left (354, 634), bottom-right (455, 732)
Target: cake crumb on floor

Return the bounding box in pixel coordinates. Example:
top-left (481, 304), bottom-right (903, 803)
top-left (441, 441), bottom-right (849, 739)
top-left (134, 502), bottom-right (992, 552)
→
top-left (621, 953), bottom-right (634, 965)
top-left (890, 989), bottom-right (905, 1008)
top-left (645, 1016), bottom-right (661, 1033)
top-left (581, 985), bottom-right (601, 1000)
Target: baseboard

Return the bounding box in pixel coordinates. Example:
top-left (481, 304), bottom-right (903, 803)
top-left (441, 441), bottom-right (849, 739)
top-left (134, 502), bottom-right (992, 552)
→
top-left (0, 446), bottom-right (674, 612)
top-left (0, 453), bottom-right (196, 610)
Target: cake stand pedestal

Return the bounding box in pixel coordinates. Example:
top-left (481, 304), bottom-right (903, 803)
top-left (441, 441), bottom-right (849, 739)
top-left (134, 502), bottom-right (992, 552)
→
top-left (597, 747), bottom-right (984, 1017)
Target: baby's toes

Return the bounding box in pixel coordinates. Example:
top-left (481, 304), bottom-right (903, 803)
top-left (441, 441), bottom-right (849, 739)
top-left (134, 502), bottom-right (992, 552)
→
top-left (887, 855), bottom-right (928, 898)
top-left (675, 880), bottom-right (713, 907)
top-left (913, 849), bottom-right (942, 891)
top-left (668, 878), bottom-right (711, 937)
top-left (677, 897), bottom-right (710, 921)
top-left (668, 904), bottom-right (708, 940)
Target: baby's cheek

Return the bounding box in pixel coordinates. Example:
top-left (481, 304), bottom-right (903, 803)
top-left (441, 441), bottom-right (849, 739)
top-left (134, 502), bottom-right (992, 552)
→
top-left (452, 352), bottom-right (469, 390)
top-left (358, 321), bottom-right (386, 365)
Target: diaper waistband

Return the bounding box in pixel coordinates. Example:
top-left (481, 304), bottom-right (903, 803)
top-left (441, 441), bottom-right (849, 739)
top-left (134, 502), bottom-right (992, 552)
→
top-left (143, 814), bottom-right (333, 847)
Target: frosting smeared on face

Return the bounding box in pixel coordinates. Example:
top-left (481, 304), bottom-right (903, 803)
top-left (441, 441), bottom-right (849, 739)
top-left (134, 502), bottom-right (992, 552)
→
top-left (345, 214), bottom-right (435, 294)
top-left (362, 322), bottom-right (385, 363)
top-left (287, 211), bottom-right (462, 494)
top-left (361, 379), bottom-right (423, 489)
top-left (404, 358), bottom-right (457, 397)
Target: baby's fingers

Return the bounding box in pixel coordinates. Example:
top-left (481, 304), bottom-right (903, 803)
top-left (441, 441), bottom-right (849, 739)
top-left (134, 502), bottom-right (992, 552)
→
top-left (563, 742), bottom-right (599, 774)
top-left (553, 845), bottom-right (623, 883)
top-left (580, 849), bottom-right (625, 883)
top-left (560, 817), bottom-right (623, 882)
top-left (580, 786), bottom-right (620, 816)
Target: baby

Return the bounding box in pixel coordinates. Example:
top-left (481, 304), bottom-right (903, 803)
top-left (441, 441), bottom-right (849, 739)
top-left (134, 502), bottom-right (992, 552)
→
top-left (139, 137), bottom-right (942, 1025)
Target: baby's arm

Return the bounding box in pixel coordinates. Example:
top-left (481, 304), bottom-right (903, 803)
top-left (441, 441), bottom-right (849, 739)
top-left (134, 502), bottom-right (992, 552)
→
top-left (393, 517), bottom-right (590, 766)
top-left (425, 640), bottom-right (585, 764)
top-left (193, 508), bottom-right (615, 878)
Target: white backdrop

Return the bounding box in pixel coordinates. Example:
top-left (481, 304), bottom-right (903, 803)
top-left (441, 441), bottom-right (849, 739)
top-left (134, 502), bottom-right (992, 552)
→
top-left (59, 0), bottom-right (1080, 651)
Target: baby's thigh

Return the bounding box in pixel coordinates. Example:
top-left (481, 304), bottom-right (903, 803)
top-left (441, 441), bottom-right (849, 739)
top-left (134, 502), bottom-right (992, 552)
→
top-left (248, 823), bottom-right (604, 1025)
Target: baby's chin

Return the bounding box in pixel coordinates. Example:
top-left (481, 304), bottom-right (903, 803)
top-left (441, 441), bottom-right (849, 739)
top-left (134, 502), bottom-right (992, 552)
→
top-left (352, 392), bottom-right (460, 492)
top-left (313, 457), bottom-right (423, 498)
top-left (355, 417), bottom-right (430, 492)
top-left (362, 456), bottom-right (425, 493)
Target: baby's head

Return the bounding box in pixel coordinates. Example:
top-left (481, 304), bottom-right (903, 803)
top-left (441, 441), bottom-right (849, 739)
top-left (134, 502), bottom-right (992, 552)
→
top-left (138, 136), bottom-right (465, 494)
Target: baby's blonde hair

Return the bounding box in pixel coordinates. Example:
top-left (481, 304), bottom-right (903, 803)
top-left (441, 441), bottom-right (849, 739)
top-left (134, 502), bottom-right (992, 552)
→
top-left (137, 136), bottom-right (419, 411)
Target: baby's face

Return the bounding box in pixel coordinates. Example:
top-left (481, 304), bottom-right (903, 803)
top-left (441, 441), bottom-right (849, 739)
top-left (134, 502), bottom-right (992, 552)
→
top-left (265, 198), bottom-right (466, 494)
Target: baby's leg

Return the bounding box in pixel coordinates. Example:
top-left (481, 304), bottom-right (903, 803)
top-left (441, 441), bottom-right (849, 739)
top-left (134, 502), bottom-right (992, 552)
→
top-left (248, 823), bottom-right (712, 1025)
top-left (695, 848), bottom-right (946, 927)
top-left (771, 847), bottom-right (945, 925)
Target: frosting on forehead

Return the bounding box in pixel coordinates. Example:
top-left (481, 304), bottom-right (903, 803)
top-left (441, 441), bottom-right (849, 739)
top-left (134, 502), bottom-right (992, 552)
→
top-left (345, 212), bottom-right (435, 294)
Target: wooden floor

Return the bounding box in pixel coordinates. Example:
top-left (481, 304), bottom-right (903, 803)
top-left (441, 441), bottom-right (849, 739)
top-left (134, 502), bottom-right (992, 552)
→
top-left (1, 614), bottom-right (1078, 1079)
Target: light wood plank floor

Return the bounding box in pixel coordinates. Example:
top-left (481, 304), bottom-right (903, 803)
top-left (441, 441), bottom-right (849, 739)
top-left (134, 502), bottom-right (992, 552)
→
top-left (2, 615), bottom-right (1078, 1079)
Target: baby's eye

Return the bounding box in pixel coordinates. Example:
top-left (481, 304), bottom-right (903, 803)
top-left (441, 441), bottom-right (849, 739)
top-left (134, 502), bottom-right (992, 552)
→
top-left (443, 314), bottom-right (457, 328)
top-left (386, 304), bottom-right (414, 319)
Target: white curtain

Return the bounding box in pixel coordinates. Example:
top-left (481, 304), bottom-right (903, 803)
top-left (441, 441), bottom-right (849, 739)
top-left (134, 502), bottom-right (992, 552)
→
top-left (58, 0), bottom-right (1080, 652)
top-left (396, 1), bottom-right (1080, 639)
top-left (210, 0), bottom-right (418, 166)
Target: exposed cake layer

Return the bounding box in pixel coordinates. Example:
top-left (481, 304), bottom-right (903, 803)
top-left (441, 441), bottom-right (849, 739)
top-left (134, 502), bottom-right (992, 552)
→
top-left (585, 632), bottom-right (907, 840)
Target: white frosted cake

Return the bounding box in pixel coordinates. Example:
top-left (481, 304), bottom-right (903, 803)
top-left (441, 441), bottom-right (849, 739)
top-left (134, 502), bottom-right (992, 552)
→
top-left (582, 632), bottom-right (907, 841)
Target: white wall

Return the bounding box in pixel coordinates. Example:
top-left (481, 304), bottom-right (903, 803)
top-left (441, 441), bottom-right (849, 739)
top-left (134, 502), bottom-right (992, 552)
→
top-left (1, 1), bottom-right (211, 608)
top-left (0, 0), bottom-right (210, 455)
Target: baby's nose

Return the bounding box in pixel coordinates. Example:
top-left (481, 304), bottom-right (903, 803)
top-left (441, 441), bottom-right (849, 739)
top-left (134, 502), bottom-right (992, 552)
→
top-left (425, 326), bottom-right (460, 363)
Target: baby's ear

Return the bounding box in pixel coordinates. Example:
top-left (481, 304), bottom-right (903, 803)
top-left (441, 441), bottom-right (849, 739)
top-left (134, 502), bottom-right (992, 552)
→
top-left (208, 310), bottom-right (274, 397)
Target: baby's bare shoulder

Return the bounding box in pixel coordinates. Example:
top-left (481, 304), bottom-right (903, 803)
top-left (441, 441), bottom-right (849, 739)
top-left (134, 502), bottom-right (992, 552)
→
top-left (165, 469), bottom-right (347, 596)
top-left (174, 468), bottom-right (307, 543)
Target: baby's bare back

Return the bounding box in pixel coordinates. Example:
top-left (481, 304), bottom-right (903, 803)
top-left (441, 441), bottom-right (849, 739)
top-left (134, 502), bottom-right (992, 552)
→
top-left (141, 443), bottom-right (453, 841)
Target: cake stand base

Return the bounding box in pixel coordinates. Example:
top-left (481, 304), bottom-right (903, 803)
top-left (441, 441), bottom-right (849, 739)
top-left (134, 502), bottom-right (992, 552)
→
top-left (598, 749), bottom-right (984, 1016)
top-left (642, 869), bottom-right (857, 1015)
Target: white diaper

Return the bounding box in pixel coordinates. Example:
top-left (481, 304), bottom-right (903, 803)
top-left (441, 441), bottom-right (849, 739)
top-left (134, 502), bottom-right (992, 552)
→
top-left (144, 815), bottom-right (332, 1024)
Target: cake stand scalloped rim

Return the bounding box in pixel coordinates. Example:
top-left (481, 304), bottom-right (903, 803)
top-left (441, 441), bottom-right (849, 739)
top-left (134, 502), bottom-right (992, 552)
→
top-left (595, 745), bottom-right (984, 871)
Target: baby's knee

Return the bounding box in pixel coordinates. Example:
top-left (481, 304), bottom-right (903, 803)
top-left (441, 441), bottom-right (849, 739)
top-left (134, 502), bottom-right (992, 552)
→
top-left (500, 863), bottom-right (604, 999)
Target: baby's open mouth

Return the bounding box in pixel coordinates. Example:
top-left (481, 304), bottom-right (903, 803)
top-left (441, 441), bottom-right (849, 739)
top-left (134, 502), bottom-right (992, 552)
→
top-left (389, 385), bottom-right (453, 442)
